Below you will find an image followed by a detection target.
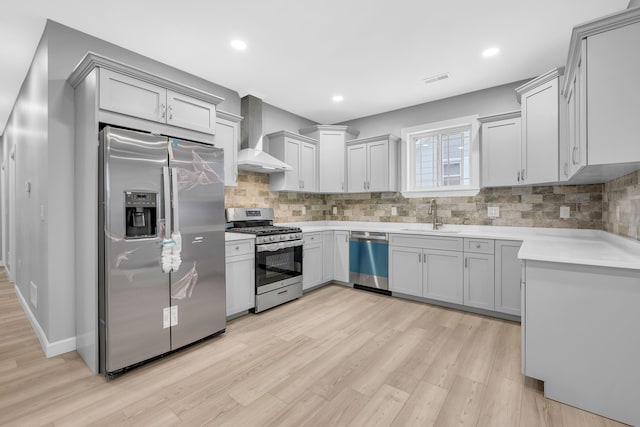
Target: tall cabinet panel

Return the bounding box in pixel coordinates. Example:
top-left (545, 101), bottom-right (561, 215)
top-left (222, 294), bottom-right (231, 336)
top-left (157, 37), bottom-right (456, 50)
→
top-left (333, 231), bottom-right (350, 282)
top-left (216, 111), bottom-right (242, 187)
top-left (299, 125), bottom-right (359, 193)
top-left (322, 231), bottom-right (334, 282)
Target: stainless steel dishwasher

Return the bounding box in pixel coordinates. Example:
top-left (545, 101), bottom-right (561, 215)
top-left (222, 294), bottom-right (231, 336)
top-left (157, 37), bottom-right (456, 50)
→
top-left (349, 231), bottom-right (390, 295)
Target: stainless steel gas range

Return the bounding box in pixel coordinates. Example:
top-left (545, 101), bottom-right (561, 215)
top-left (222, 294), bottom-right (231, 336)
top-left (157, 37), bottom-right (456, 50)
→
top-left (226, 208), bottom-right (303, 312)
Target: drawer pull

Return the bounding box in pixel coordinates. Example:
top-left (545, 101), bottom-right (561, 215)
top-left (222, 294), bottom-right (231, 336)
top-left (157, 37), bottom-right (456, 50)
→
top-left (475, 243), bottom-right (481, 248)
top-left (277, 289), bottom-right (288, 295)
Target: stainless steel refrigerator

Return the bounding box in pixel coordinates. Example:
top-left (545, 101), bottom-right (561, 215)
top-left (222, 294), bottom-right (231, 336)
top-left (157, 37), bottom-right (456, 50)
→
top-left (98, 126), bottom-right (226, 377)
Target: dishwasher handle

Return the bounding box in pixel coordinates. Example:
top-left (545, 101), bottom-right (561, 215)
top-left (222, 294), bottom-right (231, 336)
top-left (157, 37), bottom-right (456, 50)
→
top-left (350, 231), bottom-right (388, 241)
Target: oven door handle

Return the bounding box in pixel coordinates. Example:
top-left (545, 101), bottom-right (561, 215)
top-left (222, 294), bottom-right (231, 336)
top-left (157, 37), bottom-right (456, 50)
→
top-left (256, 240), bottom-right (304, 252)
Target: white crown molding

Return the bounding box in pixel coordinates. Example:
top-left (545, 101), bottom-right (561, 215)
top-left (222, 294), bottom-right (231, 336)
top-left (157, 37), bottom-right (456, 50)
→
top-left (346, 133), bottom-right (401, 146)
top-left (216, 110), bottom-right (243, 123)
top-left (563, 7), bottom-right (640, 96)
top-left (299, 124), bottom-right (360, 138)
top-left (515, 67), bottom-right (564, 103)
top-left (264, 129), bottom-right (319, 144)
top-left (478, 110), bottom-right (522, 123)
top-left (67, 52), bottom-right (225, 106)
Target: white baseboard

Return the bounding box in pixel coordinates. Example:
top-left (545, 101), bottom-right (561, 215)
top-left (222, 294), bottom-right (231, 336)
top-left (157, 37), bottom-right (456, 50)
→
top-left (14, 284), bottom-right (76, 358)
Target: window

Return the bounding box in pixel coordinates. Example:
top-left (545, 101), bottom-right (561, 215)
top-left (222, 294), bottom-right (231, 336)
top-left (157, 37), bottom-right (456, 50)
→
top-left (401, 115), bottom-right (479, 197)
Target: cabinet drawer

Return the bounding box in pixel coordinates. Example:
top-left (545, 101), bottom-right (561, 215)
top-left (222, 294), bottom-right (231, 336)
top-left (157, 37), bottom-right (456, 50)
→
top-left (225, 240), bottom-right (254, 257)
top-left (304, 232), bottom-right (322, 243)
top-left (464, 238), bottom-right (495, 254)
top-left (390, 234), bottom-right (463, 251)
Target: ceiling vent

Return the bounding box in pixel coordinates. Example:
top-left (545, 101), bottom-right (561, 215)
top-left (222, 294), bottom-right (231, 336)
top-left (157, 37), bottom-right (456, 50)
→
top-left (423, 73), bottom-right (450, 85)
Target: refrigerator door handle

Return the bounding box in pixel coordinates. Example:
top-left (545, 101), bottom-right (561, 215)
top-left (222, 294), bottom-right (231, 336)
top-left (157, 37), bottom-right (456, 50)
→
top-left (171, 167), bottom-right (180, 233)
top-left (163, 166), bottom-right (172, 239)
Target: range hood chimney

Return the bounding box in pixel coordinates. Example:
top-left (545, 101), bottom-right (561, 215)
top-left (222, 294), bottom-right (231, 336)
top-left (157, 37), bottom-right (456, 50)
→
top-left (237, 95), bottom-right (292, 173)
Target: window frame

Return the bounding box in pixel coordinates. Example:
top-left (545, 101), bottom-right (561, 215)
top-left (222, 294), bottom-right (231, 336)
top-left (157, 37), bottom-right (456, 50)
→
top-left (400, 115), bottom-right (480, 198)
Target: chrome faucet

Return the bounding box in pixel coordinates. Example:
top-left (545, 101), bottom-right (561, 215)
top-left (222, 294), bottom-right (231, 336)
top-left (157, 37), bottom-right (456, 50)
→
top-left (428, 199), bottom-right (443, 230)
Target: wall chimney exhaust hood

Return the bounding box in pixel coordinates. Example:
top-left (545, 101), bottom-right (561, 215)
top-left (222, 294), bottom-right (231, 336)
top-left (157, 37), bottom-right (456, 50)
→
top-left (237, 95), bottom-right (292, 173)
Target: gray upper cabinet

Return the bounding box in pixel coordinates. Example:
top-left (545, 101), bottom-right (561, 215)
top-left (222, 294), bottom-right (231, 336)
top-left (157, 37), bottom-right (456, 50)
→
top-left (266, 130), bottom-right (318, 192)
top-left (479, 111), bottom-right (521, 187)
top-left (346, 134), bottom-right (399, 193)
top-left (299, 125), bottom-right (359, 193)
top-left (516, 68), bottom-right (563, 186)
top-left (216, 111), bottom-right (242, 187)
top-left (73, 54), bottom-right (224, 136)
top-left (99, 69), bottom-right (166, 123)
top-left (166, 90), bottom-right (217, 134)
top-left (562, 8), bottom-right (640, 183)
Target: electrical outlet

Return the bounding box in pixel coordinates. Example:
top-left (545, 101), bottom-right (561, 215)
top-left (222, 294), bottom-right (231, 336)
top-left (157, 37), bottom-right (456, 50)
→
top-left (391, 206), bottom-right (398, 216)
top-left (332, 206), bottom-right (338, 215)
top-left (30, 281), bottom-right (37, 308)
top-left (488, 206), bottom-right (500, 218)
top-left (560, 206), bottom-right (570, 219)
top-left (301, 206), bottom-right (306, 215)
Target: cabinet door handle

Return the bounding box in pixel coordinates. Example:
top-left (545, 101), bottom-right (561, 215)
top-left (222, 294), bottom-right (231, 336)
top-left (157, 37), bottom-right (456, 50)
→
top-left (572, 147), bottom-right (579, 165)
top-left (168, 105), bottom-right (173, 120)
top-left (161, 103), bottom-right (166, 119)
top-left (465, 257), bottom-right (468, 268)
top-left (418, 253), bottom-right (421, 263)
top-left (564, 162), bottom-right (569, 177)
top-left (521, 169), bottom-right (526, 181)
top-left (517, 170), bottom-right (520, 182)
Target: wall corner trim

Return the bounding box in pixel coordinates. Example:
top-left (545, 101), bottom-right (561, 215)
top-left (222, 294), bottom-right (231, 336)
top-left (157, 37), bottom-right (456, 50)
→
top-left (14, 284), bottom-right (76, 358)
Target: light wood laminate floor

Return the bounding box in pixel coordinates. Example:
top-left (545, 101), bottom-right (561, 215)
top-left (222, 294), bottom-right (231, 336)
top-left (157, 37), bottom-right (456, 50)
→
top-left (0, 270), bottom-right (627, 426)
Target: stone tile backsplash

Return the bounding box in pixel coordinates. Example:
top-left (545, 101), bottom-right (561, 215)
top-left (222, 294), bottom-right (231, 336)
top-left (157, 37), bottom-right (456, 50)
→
top-left (604, 171), bottom-right (640, 241)
top-left (225, 171), bottom-right (605, 229)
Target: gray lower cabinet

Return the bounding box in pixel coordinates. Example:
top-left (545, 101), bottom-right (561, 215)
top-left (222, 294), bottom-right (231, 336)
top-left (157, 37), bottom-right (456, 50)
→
top-left (390, 234), bottom-right (520, 318)
top-left (333, 231), bottom-right (350, 282)
top-left (463, 238), bottom-right (495, 310)
top-left (495, 240), bottom-right (523, 315)
top-left (423, 249), bottom-right (464, 304)
top-left (225, 240), bottom-right (255, 317)
top-left (303, 232), bottom-right (323, 290)
top-left (322, 231), bottom-right (334, 282)
top-left (389, 246), bottom-right (422, 297)
top-left (463, 252), bottom-right (495, 310)
top-left (388, 243), bottom-right (464, 304)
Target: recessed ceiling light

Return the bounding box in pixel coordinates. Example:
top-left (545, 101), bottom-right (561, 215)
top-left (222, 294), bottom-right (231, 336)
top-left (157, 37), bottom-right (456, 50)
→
top-left (230, 40), bottom-right (247, 50)
top-left (482, 47), bottom-right (500, 57)
top-left (332, 95), bottom-right (344, 102)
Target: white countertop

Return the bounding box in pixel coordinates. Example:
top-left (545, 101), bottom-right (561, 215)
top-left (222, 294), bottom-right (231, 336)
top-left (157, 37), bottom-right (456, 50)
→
top-left (225, 231), bottom-right (255, 242)
top-left (278, 221), bottom-right (640, 271)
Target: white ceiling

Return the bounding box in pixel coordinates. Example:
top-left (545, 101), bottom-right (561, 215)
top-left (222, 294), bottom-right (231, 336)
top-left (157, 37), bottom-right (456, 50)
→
top-left (0, 0), bottom-right (630, 133)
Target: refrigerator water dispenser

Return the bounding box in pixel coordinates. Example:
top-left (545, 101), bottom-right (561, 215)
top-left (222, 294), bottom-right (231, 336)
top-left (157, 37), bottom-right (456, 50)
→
top-left (124, 191), bottom-right (157, 238)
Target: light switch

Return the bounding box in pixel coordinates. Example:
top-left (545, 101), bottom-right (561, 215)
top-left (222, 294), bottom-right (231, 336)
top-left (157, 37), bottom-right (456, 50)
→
top-left (301, 206), bottom-right (306, 215)
top-left (391, 206), bottom-right (398, 216)
top-left (332, 206), bottom-right (338, 215)
top-left (488, 206), bottom-right (500, 218)
top-left (560, 206), bottom-right (570, 219)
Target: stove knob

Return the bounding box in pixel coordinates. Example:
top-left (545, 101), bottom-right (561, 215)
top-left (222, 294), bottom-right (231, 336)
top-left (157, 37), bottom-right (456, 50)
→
top-left (280, 235), bottom-right (287, 241)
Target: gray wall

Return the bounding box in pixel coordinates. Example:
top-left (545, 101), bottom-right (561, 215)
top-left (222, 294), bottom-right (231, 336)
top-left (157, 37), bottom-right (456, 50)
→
top-left (337, 81), bottom-right (528, 138)
top-left (2, 35), bottom-right (49, 336)
top-left (262, 102), bottom-right (317, 136)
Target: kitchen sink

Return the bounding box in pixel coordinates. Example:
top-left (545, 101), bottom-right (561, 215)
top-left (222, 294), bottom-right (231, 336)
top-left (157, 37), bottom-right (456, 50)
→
top-left (400, 228), bottom-right (460, 234)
